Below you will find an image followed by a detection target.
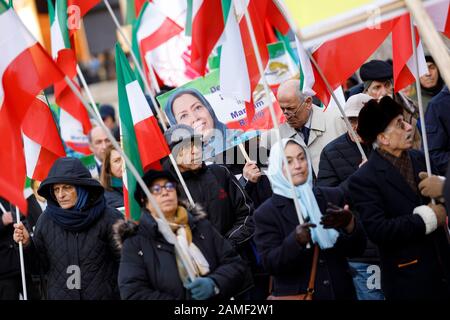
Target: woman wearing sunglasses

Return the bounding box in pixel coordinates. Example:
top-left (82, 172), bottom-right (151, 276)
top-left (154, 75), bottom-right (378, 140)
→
top-left (113, 170), bottom-right (249, 300)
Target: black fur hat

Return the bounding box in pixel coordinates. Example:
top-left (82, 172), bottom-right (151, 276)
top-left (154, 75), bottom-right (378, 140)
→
top-left (357, 96), bottom-right (404, 145)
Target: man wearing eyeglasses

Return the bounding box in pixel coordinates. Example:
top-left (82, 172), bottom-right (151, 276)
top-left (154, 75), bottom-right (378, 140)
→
top-left (261, 79), bottom-right (346, 177)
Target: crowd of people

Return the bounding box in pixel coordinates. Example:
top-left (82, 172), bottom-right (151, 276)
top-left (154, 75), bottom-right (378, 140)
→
top-left (1, 58), bottom-right (450, 300)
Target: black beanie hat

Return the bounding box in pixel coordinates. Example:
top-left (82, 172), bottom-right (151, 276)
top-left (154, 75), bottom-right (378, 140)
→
top-left (134, 170), bottom-right (178, 207)
top-left (357, 96), bottom-right (404, 145)
top-left (360, 60), bottom-right (393, 82)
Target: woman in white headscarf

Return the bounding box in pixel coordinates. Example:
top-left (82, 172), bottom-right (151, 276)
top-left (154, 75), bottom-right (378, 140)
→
top-left (254, 138), bottom-right (367, 300)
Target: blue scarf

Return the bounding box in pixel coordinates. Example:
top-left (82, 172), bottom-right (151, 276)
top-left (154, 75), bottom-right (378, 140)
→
top-left (267, 139), bottom-right (339, 249)
top-left (46, 186), bottom-right (105, 232)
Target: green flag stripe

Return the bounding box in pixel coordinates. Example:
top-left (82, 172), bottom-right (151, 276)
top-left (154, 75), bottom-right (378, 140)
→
top-left (185, 0), bottom-right (193, 36)
top-left (47, 0), bottom-right (55, 24)
top-left (0, 0), bottom-right (9, 13)
top-left (56, 0), bottom-right (70, 48)
top-left (115, 43), bottom-right (144, 221)
top-left (131, 1), bottom-right (147, 91)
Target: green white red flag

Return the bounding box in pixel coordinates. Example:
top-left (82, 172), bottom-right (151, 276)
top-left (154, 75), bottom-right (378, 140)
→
top-left (0, 1), bottom-right (64, 212)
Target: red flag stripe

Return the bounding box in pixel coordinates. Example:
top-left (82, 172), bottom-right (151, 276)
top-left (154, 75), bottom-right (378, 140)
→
top-left (191, 0), bottom-right (224, 75)
top-left (140, 17), bottom-right (183, 53)
top-left (311, 19), bottom-right (395, 105)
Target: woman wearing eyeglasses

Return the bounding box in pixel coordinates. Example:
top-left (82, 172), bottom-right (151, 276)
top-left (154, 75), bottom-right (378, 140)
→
top-left (113, 169), bottom-right (249, 300)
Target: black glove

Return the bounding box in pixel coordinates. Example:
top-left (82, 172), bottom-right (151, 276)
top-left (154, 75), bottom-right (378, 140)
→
top-left (295, 223), bottom-right (316, 246)
top-left (321, 203), bottom-right (353, 229)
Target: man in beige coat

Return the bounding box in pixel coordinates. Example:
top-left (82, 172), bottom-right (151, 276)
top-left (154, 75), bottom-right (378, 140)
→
top-left (260, 79), bottom-right (346, 176)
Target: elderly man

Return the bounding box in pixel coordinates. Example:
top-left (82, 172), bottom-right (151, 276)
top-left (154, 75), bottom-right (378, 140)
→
top-left (350, 60), bottom-right (421, 150)
top-left (88, 125), bottom-right (112, 177)
top-left (348, 96), bottom-right (450, 300)
top-left (262, 79), bottom-right (346, 176)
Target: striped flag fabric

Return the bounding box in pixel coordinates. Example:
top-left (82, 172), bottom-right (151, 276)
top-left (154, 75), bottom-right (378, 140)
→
top-left (427, 0), bottom-right (450, 38)
top-left (48, 0), bottom-right (92, 154)
top-left (132, 0), bottom-right (184, 90)
top-left (22, 96), bottom-right (66, 181)
top-left (392, 14), bottom-right (428, 92)
top-left (190, 0), bottom-right (224, 75)
top-left (220, 0), bottom-right (269, 122)
top-left (0, 0), bottom-right (63, 212)
top-left (116, 43), bottom-right (170, 220)
top-left (310, 19), bottom-right (395, 105)
top-left (134, 1), bottom-right (184, 56)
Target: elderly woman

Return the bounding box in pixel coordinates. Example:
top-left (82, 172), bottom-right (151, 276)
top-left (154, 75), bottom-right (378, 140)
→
top-left (254, 139), bottom-right (367, 300)
top-left (114, 170), bottom-right (249, 300)
top-left (164, 88), bottom-right (246, 160)
top-left (13, 157), bottom-right (123, 300)
top-left (100, 146), bottom-right (124, 210)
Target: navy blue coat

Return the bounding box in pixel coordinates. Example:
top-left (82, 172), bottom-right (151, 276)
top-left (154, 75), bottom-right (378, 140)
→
top-left (424, 86), bottom-right (450, 175)
top-left (348, 149), bottom-right (450, 299)
top-left (254, 187), bottom-right (367, 300)
top-left (317, 133), bottom-right (372, 194)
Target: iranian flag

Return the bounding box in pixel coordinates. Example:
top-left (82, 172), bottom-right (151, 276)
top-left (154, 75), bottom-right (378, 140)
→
top-left (427, 0), bottom-right (450, 38)
top-left (220, 0), bottom-right (269, 122)
top-left (189, 0), bottom-right (224, 75)
top-left (132, 0), bottom-right (184, 90)
top-left (0, 1), bottom-right (63, 212)
top-left (22, 96), bottom-right (66, 181)
top-left (309, 19), bottom-right (395, 105)
top-left (392, 14), bottom-right (428, 92)
top-left (116, 43), bottom-right (170, 220)
top-left (125, 0), bottom-right (147, 24)
top-left (48, 0), bottom-right (92, 154)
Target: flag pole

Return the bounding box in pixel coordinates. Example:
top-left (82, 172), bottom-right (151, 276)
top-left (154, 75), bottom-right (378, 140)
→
top-left (274, 0), bottom-right (367, 162)
top-left (239, 1), bottom-right (305, 226)
top-left (63, 76), bottom-right (197, 281)
top-left (102, 0), bottom-right (167, 131)
top-left (168, 154), bottom-right (196, 209)
top-left (14, 206), bottom-right (28, 300)
top-left (409, 15), bottom-right (435, 204)
top-left (76, 65), bottom-right (103, 121)
top-left (404, 0), bottom-right (450, 89)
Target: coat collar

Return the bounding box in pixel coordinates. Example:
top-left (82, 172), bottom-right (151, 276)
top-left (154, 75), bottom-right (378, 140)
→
top-left (271, 194), bottom-right (303, 226)
top-left (371, 149), bottom-right (421, 203)
top-left (279, 105), bottom-right (326, 146)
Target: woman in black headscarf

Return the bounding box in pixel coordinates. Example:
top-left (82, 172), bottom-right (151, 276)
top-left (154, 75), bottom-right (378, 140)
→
top-left (13, 157), bottom-right (123, 300)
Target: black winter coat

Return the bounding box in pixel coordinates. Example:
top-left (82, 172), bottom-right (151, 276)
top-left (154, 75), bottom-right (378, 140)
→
top-left (0, 199), bottom-right (20, 280)
top-left (0, 198), bottom-right (34, 280)
top-left (115, 206), bottom-right (249, 300)
top-left (317, 133), bottom-right (379, 263)
top-left (317, 133), bottom-right (372, 193)
top-left (165, 163), bottom-right (254, 247)
top-left (104, 188), bottom-right (124, 209)
top-left (254, 187), bottom-right (367, 300)
top-left (424, 86), bottom-right (450, 175)
top-left (29, 158), bottom-right (124, 300)
top-left (348, 149), bottom-right (450, 299)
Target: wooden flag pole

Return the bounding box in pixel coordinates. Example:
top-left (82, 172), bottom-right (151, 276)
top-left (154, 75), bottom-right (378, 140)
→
top-left (409, 15), bottom-right (435, 204)
top-left (405, 0), bottom-right (450, 89)
top-left (1, 202), bottom-right (28, 300)
top-left (76, 65), bottom-right (103, 121)
top-left (240, 0), bottom-right (305, 226)
top-left (64, 75), bottom-right (197, 281)
top-left (103, 0), bottom-right (167, 131)
top-left (14, 207), bottom-right (27, 300)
